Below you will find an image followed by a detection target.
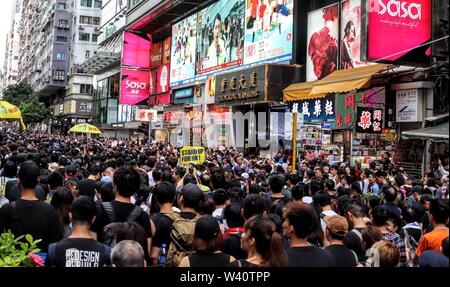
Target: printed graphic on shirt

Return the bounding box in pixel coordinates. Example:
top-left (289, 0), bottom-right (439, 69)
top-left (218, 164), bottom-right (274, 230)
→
top-left (65, 248), bottom-right (101, 267)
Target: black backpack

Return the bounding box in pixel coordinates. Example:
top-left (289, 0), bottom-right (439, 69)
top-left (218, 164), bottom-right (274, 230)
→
top-left (101, 202), bottom-right (143, 247)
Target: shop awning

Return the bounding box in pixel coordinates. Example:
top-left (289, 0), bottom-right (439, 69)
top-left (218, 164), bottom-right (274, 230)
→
top-left (402, 122), bottom-right (449, 142)
top-left (309, 64), bottom-right (389, 95)
top-left (283, 81), bottom-right (326, 101)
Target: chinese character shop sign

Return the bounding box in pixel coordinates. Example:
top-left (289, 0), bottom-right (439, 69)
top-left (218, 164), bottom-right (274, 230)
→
top-left (214, 65), bottom-right (266, 106)
top-left (335, 87), bottom-right (385, 129)
top-left (135, 109), bottom-right (158, 122)
top-left (290, 97), bottom-right (335, 122)
top-left (356, 107), bottom-right (384, 133)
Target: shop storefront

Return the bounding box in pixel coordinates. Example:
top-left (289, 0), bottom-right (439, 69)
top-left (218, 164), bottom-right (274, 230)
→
top-left (287, 96), bottom-right (337, 161)
top-left (334, 87), bottom-right (392, 167)
top-left (215, 63), bottom-right (301, 154)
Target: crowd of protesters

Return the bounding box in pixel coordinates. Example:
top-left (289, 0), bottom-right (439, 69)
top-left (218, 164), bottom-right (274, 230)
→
top-left (0, 129), bottom-right (448, 267)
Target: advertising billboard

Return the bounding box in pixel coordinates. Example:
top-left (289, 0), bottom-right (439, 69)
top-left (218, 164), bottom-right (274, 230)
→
top-left (243, 0), bottom-right (294, 65)
top-left (196, 0), bottom-right (245, 76)
top-left (162, 37), bottom-right (171, 65)
top-left (122, 32), bottom-right (152, 69)
top-left (307, 4), bottom-right (339, 81)
top-left (365, 0), bottom-right (432, 65)
top-left (120, 69), bottom-right (151, 105)
top-left (341, 0), bottom-right (370, 69)
top-left (170, 14), bottom-right (198, 86)
top-left (157, 64), bottom-right (171, 94)
top-left (151, 41), bottom-right (162, 69)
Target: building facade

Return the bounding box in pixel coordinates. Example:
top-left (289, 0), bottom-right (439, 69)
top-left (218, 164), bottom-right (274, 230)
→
top-left (55, 0), bottom-right (102, 133)
top-left (3, 0), bottom-right (22, 87)
top-left (81, 0), bottom-right (128, 138)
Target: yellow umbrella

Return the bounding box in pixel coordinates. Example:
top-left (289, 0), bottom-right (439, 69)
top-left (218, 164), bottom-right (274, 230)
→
top-left (69, 123), bottom-right (102, 134)
top-left (0, 101), bottom-right (26, 130)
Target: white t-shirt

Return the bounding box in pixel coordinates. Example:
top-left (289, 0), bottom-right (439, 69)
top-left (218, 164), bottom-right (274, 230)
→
top-left (147, 172), bottom-right (155, 188)
top-left (302, 196), bottom-right (313, 204)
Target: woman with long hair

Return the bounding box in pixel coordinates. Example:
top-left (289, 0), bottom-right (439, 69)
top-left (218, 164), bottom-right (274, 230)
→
top-left (179, 215), bottom-right (234, 267)
top-left (50, 187), bottom-right (74, 238)
top-left (230, 216), bottom-right (288, 267)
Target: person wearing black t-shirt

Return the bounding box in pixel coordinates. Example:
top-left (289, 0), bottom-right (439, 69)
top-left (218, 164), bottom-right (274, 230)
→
top-left (150, 181), bottom-right (177, 265)
top-left (267, 174), bottom-right (292, 204)
top-left (222, 202), bottom-right (247, 260)
top-left (46, 196), bottom-right (111, 267)
top-left (79, 166), bottom-right (101, 200)
top-left (90, 167), bottom-right (151, 256)
top-left (229, 216), bottom-right (288, 267)
top-left (0, 161), bottom-right (62, 252)
top-left (179, 215), bottom-right (234, 267)
top-left (283, 202), bottom-right (336, 267)
top-left (325, 215), bottom-right (358, 267)
top-left (152, 183), bottom-right (204, 265)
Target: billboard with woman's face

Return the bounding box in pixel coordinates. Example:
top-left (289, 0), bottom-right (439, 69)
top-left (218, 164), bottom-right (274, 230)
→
top-left (243, 0), bottom-right (294, 65)
top-left (340, 0), bottom-right (370, 69)
top-left (170, 14), bottom-right (198, 86)
top-left (196, 0), bottom-right (245, 76)
top-left (307, 4), bottom-right (339, 81)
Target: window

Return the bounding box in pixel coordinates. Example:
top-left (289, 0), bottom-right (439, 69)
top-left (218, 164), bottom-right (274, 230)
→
top-left (81, 84), bottom-right (93, 94)
top-left (56, 53), bottom-right (67, 60)
top-left (57, 3), bottom-right (66, 10)
top-left (94, 0), bottom-right (102, 8)
top-left (80, 0), bottom-right (92, 7)
top-left (79, 32), bottom-right (90, 41)
top-left (59, 19), bottom-right (69, 28)
top-left (56, 36), bottom-right (68, 42)
top-left (80, 16), bottom-right (92, 24)
top-left (93, 17), bottom-right (100, 25)
top-left (92, 34), bottom-right (98, 43)
top-left (85, 50), bottom-right (91, 59)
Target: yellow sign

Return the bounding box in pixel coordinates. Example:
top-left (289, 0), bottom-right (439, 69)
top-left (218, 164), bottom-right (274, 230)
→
top-left (180, 147), bottom-right (205, 165)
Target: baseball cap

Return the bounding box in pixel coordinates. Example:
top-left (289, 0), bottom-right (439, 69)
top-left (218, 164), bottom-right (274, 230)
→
top-left (181, 183), bottom-right (203, 202)
top-left (241, 173), bottom-right (249, 180)
top-left (195, 215), bottom-right (220, 241)
top-left (326, 215), bottom-right (349, 237)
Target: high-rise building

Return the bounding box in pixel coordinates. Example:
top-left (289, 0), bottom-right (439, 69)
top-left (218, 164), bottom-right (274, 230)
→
top-left (3, 0), bottom-right (22, 87)
top-left (56, 0), bottom-right (102, 133)
top-left (80, 0), bottom-right (127, 137)
top-left (15, 0), bottom-right (73, 113)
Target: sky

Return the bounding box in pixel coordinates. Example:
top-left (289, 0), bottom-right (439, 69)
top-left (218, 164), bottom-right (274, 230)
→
top-left (0, 0), bottom-right (14, 70)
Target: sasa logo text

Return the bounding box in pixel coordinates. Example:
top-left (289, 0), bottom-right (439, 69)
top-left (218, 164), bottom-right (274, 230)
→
top-left (378, 0), bottom-right (422, 20)
top-left (126, 80), bottom-right (147, 90)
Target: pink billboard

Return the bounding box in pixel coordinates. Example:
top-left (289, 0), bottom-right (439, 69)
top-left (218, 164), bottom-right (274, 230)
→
top-left (366, 0), bottom-right (431, 65)
top-left (122, 32), bottom-right (152, 69)
top-left (120, 69), bottom-right (151, 105)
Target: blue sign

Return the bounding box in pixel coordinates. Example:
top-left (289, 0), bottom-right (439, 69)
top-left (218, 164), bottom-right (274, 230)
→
top-left (173, 88), bottom-right (194, 104)
top-left (290, 96), bottom-right (335, 122)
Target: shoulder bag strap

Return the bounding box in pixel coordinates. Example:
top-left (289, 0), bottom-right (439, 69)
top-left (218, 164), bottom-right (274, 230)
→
top-left (102, 202), bottom-right (115, 223)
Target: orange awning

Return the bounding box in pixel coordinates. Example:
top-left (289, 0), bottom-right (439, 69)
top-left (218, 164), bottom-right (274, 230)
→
top-left (283, 81), bottom-right (326, 102)
top-left (309, 64), bottom-right (389, 95)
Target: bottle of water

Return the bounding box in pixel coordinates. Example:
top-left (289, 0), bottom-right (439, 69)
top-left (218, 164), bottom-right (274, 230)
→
top-left (158, 244), bottom-right (167, 265)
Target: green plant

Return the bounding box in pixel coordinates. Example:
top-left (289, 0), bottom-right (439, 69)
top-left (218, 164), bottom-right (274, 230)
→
top-left (0, 231), bottom-right (42, 267)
